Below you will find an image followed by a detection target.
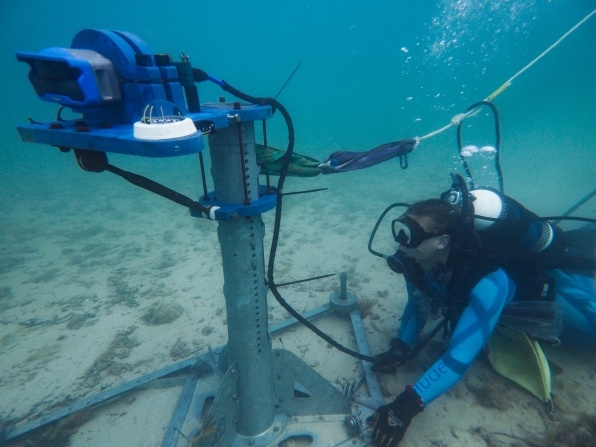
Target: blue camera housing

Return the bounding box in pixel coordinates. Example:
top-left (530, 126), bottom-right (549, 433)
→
top-left (16, 29), bottom-right (272, 157)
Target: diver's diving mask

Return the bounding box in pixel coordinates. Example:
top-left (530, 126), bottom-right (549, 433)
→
top-left (391, 216), bottom-right (440, 248)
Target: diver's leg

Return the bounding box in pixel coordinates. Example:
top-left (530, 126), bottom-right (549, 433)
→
top-left (553, 270), bottom-right (596, 345)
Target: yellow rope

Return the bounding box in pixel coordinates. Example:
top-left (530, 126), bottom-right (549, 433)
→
top-left (417, 8), bottom-right (596, 143)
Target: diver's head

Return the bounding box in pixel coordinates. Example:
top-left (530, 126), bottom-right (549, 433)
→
top-left (391, 199), bottom-right (461, 270)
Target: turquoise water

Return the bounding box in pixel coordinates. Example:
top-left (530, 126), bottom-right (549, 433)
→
top-left (0, 1), bottom-right (595, 445)
top-left (1, 1), bottom-right (595, 213)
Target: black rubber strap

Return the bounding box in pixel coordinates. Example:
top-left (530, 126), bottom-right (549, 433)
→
top-left (105, 164), bottom-right (208, 215)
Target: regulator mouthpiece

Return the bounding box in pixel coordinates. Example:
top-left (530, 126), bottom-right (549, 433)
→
top-left (387, 251), bottom-right (406, 274)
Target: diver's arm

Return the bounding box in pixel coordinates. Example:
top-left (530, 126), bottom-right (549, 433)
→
top-left (396, 299), bottom-right (425, 348)
top-left (372, 282), bottom-right (427, 372)
top-left (396, 282), bottom-right (427, 347)
top-left (412, 268), bottom-right (515, 403)
top-left (369, 273), bottom-right (514, 447)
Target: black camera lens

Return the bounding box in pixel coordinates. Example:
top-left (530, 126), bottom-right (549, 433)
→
top-left (387, 252), bottom-right (406, 274)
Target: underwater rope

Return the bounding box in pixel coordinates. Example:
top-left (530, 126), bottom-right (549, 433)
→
top-left (486, 8), bottom-right (596, 102)
top-left (418, 8), bottom-right (596, 143)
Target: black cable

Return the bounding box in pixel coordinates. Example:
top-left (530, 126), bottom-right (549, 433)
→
top-left (368, 202), bottom-right (411, 258)
top-left (553, 188), bottom-right (596, 225)
top-left (105, 164), bottom-right (208, 215)
top-left (266, 100), bottom-right (376, 363)
top-left (221, 79), bottom-right (376, 363)
top-left (368, 202), bottom-right (596, 261)
top-left (274, 60), bottom-right (303, 100)
top-left (198, 152), bottom-right (209, 201)
top-left (473, 214), bottom-right (596, 224)
top-left (456, 100), bottom-right (504, 193)
top-left (282, 187), bottom-right (328, 196)
top-left (404, 317), bottom-right (447, 363)
top-left (275, 273), bottom-right (336, 288)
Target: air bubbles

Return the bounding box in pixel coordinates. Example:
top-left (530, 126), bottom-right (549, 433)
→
top-left (461, 145), bottom-right (479, 157)
top-left (460, 145), bottom-right (497, 157)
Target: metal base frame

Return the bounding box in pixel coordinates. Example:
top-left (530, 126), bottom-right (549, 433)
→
top-left (3, 304), bottom-right (383, 447)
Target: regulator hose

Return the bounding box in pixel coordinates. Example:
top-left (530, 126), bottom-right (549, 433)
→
top-left (456, 100), bottom-right (504, 193)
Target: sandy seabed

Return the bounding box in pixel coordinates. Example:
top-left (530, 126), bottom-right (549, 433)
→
top-left (1, 163), bottom-right (595, 447)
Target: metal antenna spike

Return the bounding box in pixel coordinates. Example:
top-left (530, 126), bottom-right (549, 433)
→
top-left (274, 60), bottom-right (303, 100)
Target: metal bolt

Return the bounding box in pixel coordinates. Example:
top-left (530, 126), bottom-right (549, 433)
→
top-left (340, 272), bottom-right (347, 300)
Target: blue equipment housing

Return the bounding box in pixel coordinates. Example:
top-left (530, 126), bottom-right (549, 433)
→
top-left (16, 29), bottom-right (272, 157)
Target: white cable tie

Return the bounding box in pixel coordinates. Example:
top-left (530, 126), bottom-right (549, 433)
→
top-left (208, 206), bottom-right (220, 220)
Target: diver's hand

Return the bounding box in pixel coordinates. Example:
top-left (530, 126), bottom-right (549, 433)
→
top-left (371, 338), bottom-right (411, 374)
top-left (371, 386), bottom-right (424, 447)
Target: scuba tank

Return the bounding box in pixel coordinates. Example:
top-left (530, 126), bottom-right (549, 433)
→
top-left (441, 174), bottom-right (566, 262)
top-left (469, 188), bottom-right (558, 255)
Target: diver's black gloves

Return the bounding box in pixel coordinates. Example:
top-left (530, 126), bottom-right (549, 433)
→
top-left (371, 385), bottom-right (425, 447)
top-left (371, 338), bottom-right (411, 373)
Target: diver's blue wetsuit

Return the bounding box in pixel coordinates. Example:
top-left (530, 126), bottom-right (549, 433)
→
top-left (397, 268), bottom-right (596, 404)
top-left (552, 270), bottom-right (596, 344)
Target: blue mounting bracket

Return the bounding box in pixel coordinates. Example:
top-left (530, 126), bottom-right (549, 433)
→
top-left (194, 186), bottom-right (278, 220)
top-left (17, 119), bottom-right (205, 157)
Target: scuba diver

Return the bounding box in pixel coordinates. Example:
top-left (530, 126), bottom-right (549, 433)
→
top-left (367, 178), bottom-right (596, 447)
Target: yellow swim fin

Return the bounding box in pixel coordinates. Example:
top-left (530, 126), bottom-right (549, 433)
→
top-left (486, 325), bottom-right (552, 404)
